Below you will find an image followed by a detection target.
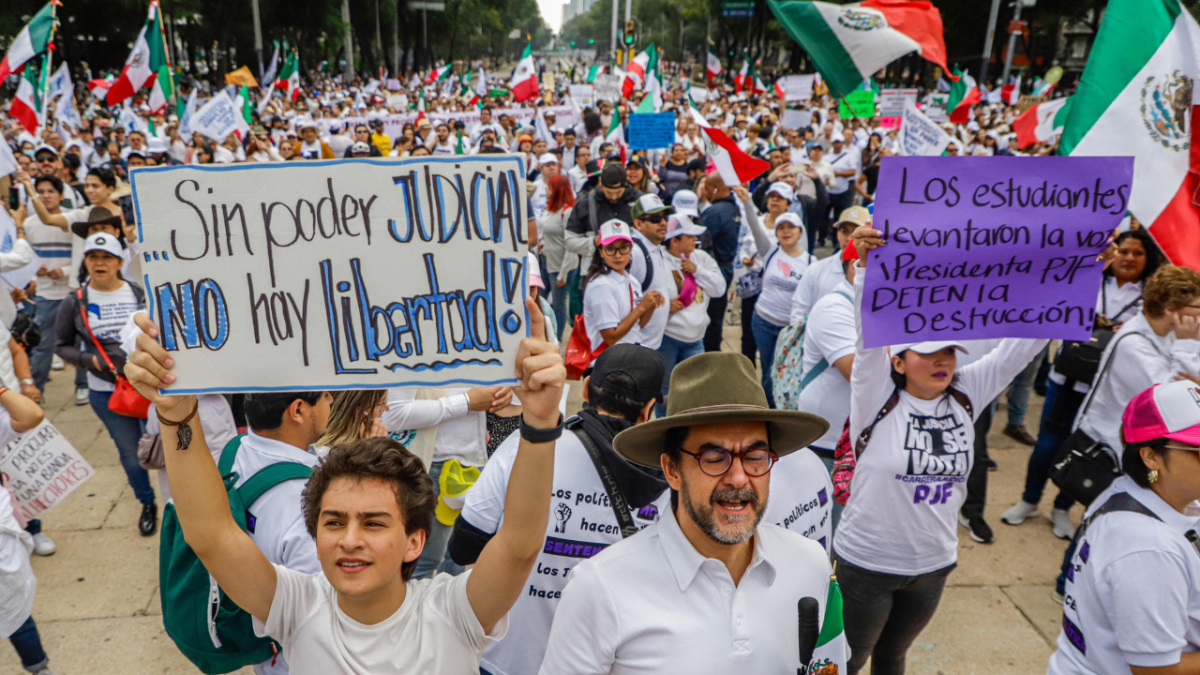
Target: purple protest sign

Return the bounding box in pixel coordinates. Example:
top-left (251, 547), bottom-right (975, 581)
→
top-left (862, 156), bottom-right (1134, 349)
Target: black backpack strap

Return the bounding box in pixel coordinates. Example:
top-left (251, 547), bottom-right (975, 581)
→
top-left (565, 417), bottom-right (638, 538)
top-left (854, 387), bottom-right (901, 460)
top-left (631, 237), bottom-right (654, 292)
top-left (1076, 491), bottom-right (1164, 544)
top-left (947, 388), bottom-right (974, 420)
top-left (588, 189), bottom-right (599, 237)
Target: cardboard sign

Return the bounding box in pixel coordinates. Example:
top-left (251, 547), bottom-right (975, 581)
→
top-left (781, 109), bottom-right (814, 131)
top-left (594, 74), bottom-right (623, 102)
top-left (627, 112), bottom-right (676, 150)
top-left (782, 75), bottom-right (815, 102)
top-left (1018, 95), bottom-right (1048, 112)
top-left (880, 88), bottom-right (918, 129)
top-left (862, 156), bottom-right (1134, 348)
top-left (0, 422), bottom-right (94, 520)
top-left (130, 156), bottom-right (532, 394)
top-left (568, 84), bottom-right (594, 108)
top-left (898, 101), bottom-right (951, 157)
top-left (838, 89), bottom-right (876, 118)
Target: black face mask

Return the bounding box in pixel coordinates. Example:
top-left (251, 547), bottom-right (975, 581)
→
top-left (577, 408), bottom-right (669, 509)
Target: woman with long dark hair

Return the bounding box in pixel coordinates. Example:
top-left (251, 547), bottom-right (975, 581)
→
top-left (581, 220), bottom-right (663, 366)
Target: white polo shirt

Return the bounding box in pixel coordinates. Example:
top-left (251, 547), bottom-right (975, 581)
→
top-left (761, 448), bottom-right (835, 551)
top-left (539, 506), bottom-right (831, 674)
top-left (627, 230), bottom-right (673, 350)
top-left (459, 425), bottom-right (670, 675)
top-left (796, 282), bottom-right (856, 451)
top-left (789, 253), bottom-right (847, 324)
top-left (583, 270), bottom-right (644, 360)
top-left (825, 150), bottom-right (859, 195)
top-left (1048, 477), bottom-right (1200, 675)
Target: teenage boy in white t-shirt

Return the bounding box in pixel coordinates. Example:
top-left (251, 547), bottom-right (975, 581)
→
top-left (124, 301), bottom-right (566, 675)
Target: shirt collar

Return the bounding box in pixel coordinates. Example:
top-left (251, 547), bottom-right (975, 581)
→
top-left (244, 430), bottom-right (317, 459)
top-left (659, 503), bottom-right (777, 593)
top-left (1116, 476), bottom-right (1200, 534)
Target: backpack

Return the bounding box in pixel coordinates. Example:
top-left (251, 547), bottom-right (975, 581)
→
top-left (159, 435), bottom-right (314, 674)
top-left (771, 289), bottom-right (853, 410)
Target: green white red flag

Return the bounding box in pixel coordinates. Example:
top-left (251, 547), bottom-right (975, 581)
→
top-left (8, 60), bottom-right (43, 135)
top-left (510, 44), bottom-right (539, 102)
top-left (425, 63), bottom-right (451, 83)
top-left (706, 43), bottom-right (723, 83)
top-left (274, 51), bottom-right (300, 100)
top-left (1013, 97), bottom-right (1071, 149)
top-left (623, 46), bottom-right (652, 99)
top-left (0, 1), bottom-right (56, 82)
top-left (768, 0), bottom-right (954, 97)
top-left (947, 67), bottom-right (981, 124)
top-left (702, 125), bottom-right (769, 186)
top-left (1060, 0), bottom-right (1200, 268)
top-left (145, 1), bottom-right (174, 113)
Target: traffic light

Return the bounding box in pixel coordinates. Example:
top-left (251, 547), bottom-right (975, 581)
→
top-left (588, 38), bottom-right (594, 44)
top-left (624, 19), bottom-right (635, 46)
top-left (570, 41), bottom-right (576, 46)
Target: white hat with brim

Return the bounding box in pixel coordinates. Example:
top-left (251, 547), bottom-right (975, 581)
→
top-left (889, 341), bottom-right (970, 356)
top-left (664, 214), bottom-right (707, 240)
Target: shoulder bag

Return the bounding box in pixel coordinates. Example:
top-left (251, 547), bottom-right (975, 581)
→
top-left (1053, 283), bottom-right (1142, 385)
top-left (1050, 331), bottom-right (1158, 506)
top-left (77, 287), bottom-right (151, 419)
top-left (566, 417), bottom-right (639, 538)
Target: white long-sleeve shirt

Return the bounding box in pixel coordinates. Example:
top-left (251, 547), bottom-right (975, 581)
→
top-left (382, 388), bottom-right (487, 467)
top-left (663, 247), bottom-right (726, 344)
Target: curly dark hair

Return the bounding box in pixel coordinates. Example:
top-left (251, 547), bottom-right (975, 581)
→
top-left (301, 437), bottom-right (435, 582)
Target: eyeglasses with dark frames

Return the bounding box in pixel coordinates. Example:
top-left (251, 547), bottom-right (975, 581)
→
top-left (677, 444), bottom-right (778, 477)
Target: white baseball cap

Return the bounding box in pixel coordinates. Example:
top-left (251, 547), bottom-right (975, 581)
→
top-left (766, 182), bottom-right (795, 202)
top-left (84, 232), bottom-right (124, 258)
top-left (664, 214), bottom-right (707, 240)
top-left (774, 212), bottom-right (803, 230)
top-left (671, 189), bottom-right (700, 218)
top-left (889, 341), bottom-right (970, 356)
top-left (538, 152), bottom-right (559, 165)
top-left (598, 219), bottom-right (634, 246)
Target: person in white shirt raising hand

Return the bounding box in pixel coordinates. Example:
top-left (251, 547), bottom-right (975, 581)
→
top-left (833, 225), bottom-right (1049, 675)
top-left (124, 299), bottom-right (566, 675)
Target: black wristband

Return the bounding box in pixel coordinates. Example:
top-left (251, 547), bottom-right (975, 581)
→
top-left (520, 413), bottom-right (564, 444)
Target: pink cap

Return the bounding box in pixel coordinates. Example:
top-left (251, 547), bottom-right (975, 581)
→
top-left (1122, 380), bottom-right (1200, 445)
top-left (598, 219), bottom-right (634, 246)
top-left (526, 252), bottom-right (544, 289)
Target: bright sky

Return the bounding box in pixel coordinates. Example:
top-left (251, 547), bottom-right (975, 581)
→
top-left (539, 0), bottom-right (564, 33)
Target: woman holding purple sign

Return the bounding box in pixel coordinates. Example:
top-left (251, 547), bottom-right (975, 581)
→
top-left (832, 226), bottom-right (1048, 675)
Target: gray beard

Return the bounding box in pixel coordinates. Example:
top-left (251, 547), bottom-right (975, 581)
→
top-left (682, 482), bottom-right (764, 545)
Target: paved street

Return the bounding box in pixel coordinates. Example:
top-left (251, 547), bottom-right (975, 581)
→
top-left (4, 333), bottom-right (1074, 675)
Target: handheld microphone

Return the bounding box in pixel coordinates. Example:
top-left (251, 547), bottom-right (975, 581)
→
top-left (797, 596), bottom-right (820, 675)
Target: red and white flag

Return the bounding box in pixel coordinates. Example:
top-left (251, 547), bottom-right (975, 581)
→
top-left (623, 48), bottom-right (651, 98)
top-left (1001, 74), bottom-right (1021, 106)
top-left (510, 44), bottom-right (539, 102)
top-left (106, 21), bottom-right (153, 106)
top-left (702, 126), bottom-right (769, 186)
top-left (0, 2), bottom-right (56, 82)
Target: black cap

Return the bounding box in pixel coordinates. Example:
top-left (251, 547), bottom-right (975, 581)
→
top-left (584, 159), bottom-right (603, 176)
top-left (600, 162), bottom-right (627, 187)
top-left (370, 119), bottom-right (384, 127)
top-left (590, 345), bottom-right (664, 403)
top-left (686, 158), bottom-right (708, 173)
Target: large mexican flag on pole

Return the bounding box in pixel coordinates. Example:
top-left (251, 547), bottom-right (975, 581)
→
top-left (1060, 0), bottom-right (1200, 268)
top-left (768, 0), bottom-right (953, 97)
top-left (0, 1), bottom-right (55, 82)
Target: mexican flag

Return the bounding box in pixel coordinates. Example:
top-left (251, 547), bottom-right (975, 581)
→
top-left (1013, 97), bottom-right (1071, 149)
top-left (947, 67), bottom-right (981, 124)
top-left (605, 110), bottom-right (625, 162)
top-left (706, 43), bottom-right (723, 83)
top-left (426, 63), bottom-right (451, 83)
top-left (587, 63), bottom-right (604, 83)
top-left (734, 56), bottom-right (749, 92)
top-left (1060, 0), bottom-right (1200, 268)
top-left (748, 63), bottom-right (766, 95)
top-left (643, 46), bottom-right (662, 109)
top-left (0, 1), bottom-right (55, 82)
top-left (511, 44), bottom-right (539, 102)
top-left (623, 46), bottom-right (652, 99)
top-left (275, 51), bottom-right (300, 100)
top-left (106, 14), bottom-right (154, 106)
top-left (87, 75), bottom-right (114, 101)
top-left (768, 0), bottom-right (954, 97)
top-left (702, 125), bottom-right (769, 186)
top-left (773, 78), bottom-right (787, 99)
top-left (807, 578), bottom-right (848, 675)
top-left (8, 61), bottom-right (42, 135)
top-left (1001, 73), bottom-right (1021, 105)
top-left (145, 1), bottom-right (173, 114)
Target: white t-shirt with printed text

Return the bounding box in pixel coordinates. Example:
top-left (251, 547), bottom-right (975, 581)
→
top-left (762, 448), bottom-right (834, 552)
top-left (83, 283), bottom-right (140, 392)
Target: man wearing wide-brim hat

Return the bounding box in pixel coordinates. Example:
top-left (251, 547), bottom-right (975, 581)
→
top-left (540, 352), bottom-right (835, 674)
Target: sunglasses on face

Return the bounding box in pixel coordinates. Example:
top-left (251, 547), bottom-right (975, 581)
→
top-left (641, 214), bottom-right (665, 224)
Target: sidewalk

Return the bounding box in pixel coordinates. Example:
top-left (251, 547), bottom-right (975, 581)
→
top-left (4, 335), bottom-right (1074, 674)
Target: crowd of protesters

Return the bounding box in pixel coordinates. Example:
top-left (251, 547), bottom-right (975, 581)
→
top-left (0, 49), bottom-right (1197, 675)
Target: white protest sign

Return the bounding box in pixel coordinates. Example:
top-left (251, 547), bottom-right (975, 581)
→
top-left (341, 105), bottom-right (579, 144)
top-left (688, 86), bottom-right (709, 104)
top-left (0, 421), bottom-right (95, 520)
top-left (879, 88), bottom-right (919, 128)
top-left (781, 109), bottom-right (814, 131)
top-left (190, 91), bottom-right (242, 144)
top-left (569, 84), bottom-right (594, 109)
top-left (925, 92), bottom-right (949, 122)
top-left (899, 100), bottom-right (951, 157)
top-left (594, 74), bottom-right (623, 102)
top-left (782, 74), bottom-right (814, 102)
top-left (0, 214), bottom-right (40, 292)
top-left (131, 156), bottom-right (532, 394)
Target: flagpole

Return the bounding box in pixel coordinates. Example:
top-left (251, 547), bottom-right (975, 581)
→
top-left (154, 0), bottom-right (177, 108)
top-left (41, 0), bottom-right (59, 135)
